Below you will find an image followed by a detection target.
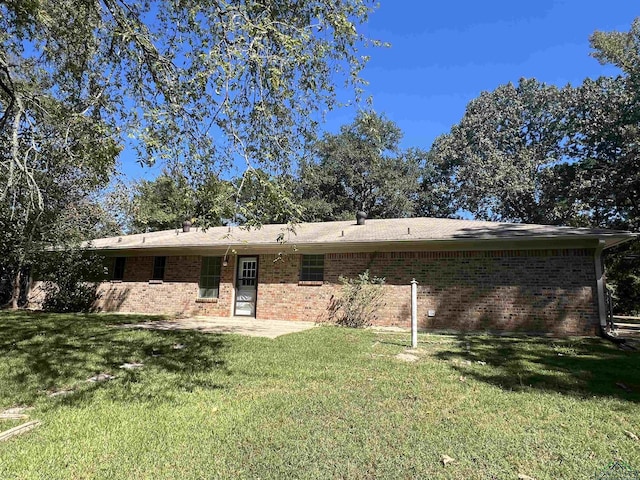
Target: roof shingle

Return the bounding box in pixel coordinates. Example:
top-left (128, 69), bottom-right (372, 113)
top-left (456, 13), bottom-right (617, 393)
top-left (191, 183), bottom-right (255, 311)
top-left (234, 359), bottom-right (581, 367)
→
top-left (87, 217), bottom-right (634, 252)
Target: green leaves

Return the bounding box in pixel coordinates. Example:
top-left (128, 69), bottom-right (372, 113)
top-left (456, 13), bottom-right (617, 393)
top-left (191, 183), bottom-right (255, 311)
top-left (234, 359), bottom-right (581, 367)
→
top-left (1, 0), bottom-right (381, 210)
top-left (39, 245), bottom-right (106, 313)
top-left (0, 0), bottom-right (383, 305)
top-left (590, 17), bottom-right (640, 78)
top-left (234, 169), bottom-right (302, 227)
top-left (124, 169), bottom-right (236, 233)
top-left (427, 17), bottom-right (640, 312)
top-left (430, 79), bottom-right (572, 224)
top-left (328, 269), bottom-right (385, 328)
top-left (298, 111), bottom-right (454, 221)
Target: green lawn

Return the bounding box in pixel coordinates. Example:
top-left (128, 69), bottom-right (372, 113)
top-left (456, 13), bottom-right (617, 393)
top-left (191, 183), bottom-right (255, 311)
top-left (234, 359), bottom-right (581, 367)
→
top-left (0, 312), bottom-right (639, 479)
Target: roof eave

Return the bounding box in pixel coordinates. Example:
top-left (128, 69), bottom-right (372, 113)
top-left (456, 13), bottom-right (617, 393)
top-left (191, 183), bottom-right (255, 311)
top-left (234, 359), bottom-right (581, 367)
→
top-left (87, 233), bottom-right (634, 256)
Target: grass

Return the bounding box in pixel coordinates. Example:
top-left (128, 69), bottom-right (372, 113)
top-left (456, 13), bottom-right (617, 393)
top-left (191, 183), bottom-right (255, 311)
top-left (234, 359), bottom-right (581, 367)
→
top-left (0, 419), bottom-right (26, 432)
top-left (0, 311), bottom-right (639, 479)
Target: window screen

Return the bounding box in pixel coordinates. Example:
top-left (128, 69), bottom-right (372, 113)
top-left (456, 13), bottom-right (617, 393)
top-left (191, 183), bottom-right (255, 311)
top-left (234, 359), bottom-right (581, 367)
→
top-left (300, 254), bottom-right (324, 281)
top-left (199, 257), bottom-right (222, 298)
top-left (113, 257), bottom-right (125, 280)
top-left (152, 256), bottom-right (166, 280)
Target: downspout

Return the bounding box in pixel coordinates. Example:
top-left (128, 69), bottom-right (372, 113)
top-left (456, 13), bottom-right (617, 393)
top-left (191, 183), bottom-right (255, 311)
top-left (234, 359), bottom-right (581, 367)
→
top-left (594, 240), bottom-right (607, 334)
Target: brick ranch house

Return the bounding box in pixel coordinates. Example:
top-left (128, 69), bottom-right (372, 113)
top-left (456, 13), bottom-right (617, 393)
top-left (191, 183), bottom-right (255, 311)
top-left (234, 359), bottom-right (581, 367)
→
top-left (81, 216), bottom-right (633, 336)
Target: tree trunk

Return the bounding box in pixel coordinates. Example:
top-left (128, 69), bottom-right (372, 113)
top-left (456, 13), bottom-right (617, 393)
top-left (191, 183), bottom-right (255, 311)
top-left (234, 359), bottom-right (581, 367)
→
top-left (10, 269), bottom-right (21, 310)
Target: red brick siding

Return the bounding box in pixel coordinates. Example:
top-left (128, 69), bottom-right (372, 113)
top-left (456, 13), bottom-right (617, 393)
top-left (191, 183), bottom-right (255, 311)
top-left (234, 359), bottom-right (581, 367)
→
top-left (408, 250), bottom-right (598, 335)
top-left (256, 254), bottom-right (335, 322)
top-left (51, 248), bottom-right (599, 336)
top-left (121, 256), bottom-right (153, 282)
top-left (255, 249), bottom-right (599, 335)
top-left (96, 255), bottom-right (235, 317)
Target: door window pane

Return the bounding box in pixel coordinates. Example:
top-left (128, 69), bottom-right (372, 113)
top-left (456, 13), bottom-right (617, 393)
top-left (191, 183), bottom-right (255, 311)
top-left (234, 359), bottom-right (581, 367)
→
top-left (240, 260), bottom-right (257, 286)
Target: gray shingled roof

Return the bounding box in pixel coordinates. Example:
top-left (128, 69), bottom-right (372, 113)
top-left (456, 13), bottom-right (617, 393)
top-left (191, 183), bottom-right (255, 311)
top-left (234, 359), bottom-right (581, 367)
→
top-left (87, 217), bottom-right (635, 252)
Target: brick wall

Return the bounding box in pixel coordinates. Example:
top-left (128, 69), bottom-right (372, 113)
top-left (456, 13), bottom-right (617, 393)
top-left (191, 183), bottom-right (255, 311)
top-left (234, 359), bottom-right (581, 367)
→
top-left (95, 255), bottom-right (236, 317)
top-left (256, 254), bottom-right (334, 322)
top-left (255, 249), bottom-right (599, 335)
top-left (400, 250), bottom-right (598, 335)
top-left (34, 247), bottom-right (599, 336)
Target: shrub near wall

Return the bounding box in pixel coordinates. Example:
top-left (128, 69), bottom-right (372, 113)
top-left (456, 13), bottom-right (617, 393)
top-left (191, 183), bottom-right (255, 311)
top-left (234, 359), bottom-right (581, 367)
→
top-left (327, 270), bottom-right (385, 328)
top-left (38, 246), bottom-right (105, 313)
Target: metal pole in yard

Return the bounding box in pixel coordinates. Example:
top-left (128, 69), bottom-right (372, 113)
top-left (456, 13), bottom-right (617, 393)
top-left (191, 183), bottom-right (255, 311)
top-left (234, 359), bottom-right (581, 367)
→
top-left (411, 278), bottom-right (418, 349)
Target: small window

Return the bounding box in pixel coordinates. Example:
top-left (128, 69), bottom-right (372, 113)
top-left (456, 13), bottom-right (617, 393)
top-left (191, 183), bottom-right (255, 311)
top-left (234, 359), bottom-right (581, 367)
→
top-left (199, 257), bottom-right (221, 298)
top-left (113, 257), bottom-right (126, 281)
top-left (152, 256), bottom-right (166, 280)
top-left (239, 258), bottom-right (257, 286)
top-left (301, 254), bottom-right (324, 282)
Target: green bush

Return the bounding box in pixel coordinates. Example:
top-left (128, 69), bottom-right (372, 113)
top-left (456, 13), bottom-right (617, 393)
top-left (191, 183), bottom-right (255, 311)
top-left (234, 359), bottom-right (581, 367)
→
top-left (606, 239), bottom-right (640, 315)
top-left (327, 270), bottom-right (385, 328)
top-left (38, 245), bottom-right (106, 313)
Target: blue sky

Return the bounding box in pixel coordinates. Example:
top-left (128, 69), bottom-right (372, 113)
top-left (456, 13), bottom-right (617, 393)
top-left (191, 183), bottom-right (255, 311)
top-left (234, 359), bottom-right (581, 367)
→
top-left (121, 1), bottom-right (638, 181)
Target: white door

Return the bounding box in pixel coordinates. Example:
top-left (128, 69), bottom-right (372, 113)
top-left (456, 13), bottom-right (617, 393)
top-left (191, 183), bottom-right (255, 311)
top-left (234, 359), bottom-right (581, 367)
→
top-left (235, 256), bottom-right (258, 316)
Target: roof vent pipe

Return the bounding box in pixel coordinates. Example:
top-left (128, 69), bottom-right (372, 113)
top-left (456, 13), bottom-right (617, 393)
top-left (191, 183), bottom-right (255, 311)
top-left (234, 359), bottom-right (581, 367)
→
top-left (356, 211), bottom-right (367, 226)
top-left (182, 219), bottom-right (192, 233)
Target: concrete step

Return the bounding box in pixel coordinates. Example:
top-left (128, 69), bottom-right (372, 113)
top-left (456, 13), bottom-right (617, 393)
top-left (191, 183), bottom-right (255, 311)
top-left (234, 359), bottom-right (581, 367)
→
top-left (614, 322), bottom-right (640, 331)
top-left (612, 328), bottom-right (640, 340)
top-left (613, 315), bottom-right (640, 325)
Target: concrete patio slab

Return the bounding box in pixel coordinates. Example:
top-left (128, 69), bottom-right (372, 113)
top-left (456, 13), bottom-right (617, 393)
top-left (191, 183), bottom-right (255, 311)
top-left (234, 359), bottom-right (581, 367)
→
top-left (123, 316), bottom-right (317, 339)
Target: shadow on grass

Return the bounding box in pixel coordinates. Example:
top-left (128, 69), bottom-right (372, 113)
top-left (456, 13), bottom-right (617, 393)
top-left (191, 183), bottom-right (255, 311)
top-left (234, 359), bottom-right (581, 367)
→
top-left (0, 311), bottom-right (229, 406)
top-left (435, 334), bottom-right (640, 402)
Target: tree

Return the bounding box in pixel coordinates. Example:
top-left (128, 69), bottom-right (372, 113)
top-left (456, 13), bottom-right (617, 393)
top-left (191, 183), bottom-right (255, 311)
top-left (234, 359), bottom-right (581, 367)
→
top-left (0, 129), bottom-right (118, 307)
top-left (415, 149), bottom-right (458, 219)
top-left (429, 78), bottom-right (574, 224)
top-left (126, 170), bottom-right (236, 232)
top-left (569, 19), bottom-right (640, 232)
top-left (115, 168), bottom-right (301, 233)
top-left (429, 21), bottom-right (640, 230)
top-left (1, 0), bottom-right (381, 224)
top-left (298, 111), bottom-right (451, 221)
top-left (584, 19), bottom-right (640, 314)
top-left (0, 58), bottom-right (119, 308)
top-left (130, 172), bottom-right (197, 233)
top-left (564, 76), bottom-right (640, 230)
top-left (590, 17), bottom-right (640, 82)
top-left (2, 0), bottom-right (382, 306)
top-left (233, 169), bottom-right (302, 227)
top-left (427, 18), bottom-right (640, 313)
